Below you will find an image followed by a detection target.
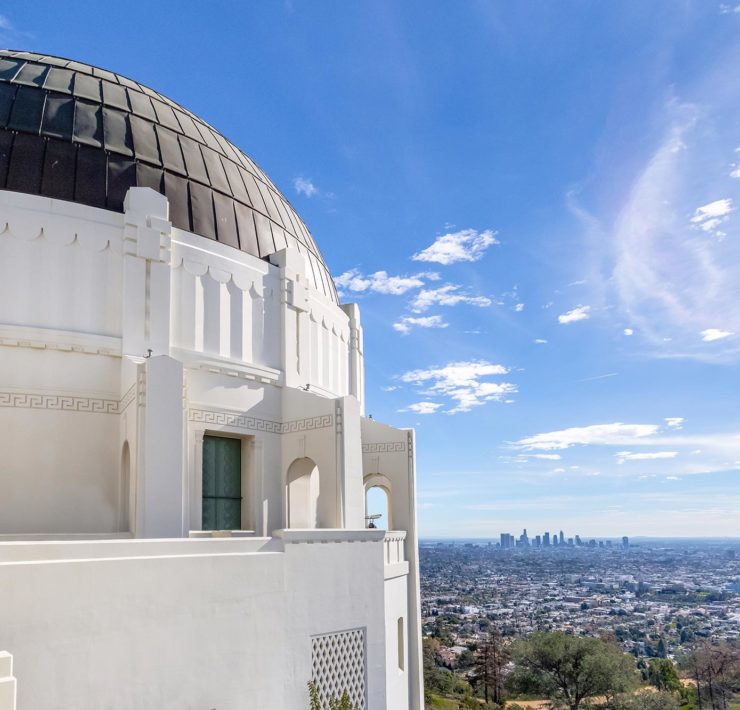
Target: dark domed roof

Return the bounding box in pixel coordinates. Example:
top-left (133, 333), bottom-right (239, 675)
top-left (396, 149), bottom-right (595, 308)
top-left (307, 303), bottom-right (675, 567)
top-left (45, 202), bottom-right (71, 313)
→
top-left (0, 50), bottom-right (338, 302)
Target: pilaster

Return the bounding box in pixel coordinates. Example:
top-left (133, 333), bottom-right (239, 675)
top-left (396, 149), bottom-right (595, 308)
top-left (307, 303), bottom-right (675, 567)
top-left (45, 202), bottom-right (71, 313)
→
top-left (122, 188), bottom-right (172, 360)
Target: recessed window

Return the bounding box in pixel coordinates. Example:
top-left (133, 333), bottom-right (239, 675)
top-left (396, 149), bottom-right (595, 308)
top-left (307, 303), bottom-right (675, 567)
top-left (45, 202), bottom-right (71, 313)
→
top-left (397, 617), bottom-right (405, 671)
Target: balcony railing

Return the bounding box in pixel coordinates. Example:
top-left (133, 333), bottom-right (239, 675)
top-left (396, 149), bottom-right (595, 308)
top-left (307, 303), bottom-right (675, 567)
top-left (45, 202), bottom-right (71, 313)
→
top-left (383, 531), bottom-right (407, 565)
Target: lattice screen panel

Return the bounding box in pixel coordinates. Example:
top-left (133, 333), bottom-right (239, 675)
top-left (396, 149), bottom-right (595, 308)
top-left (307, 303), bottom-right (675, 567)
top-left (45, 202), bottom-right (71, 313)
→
top-left (311, 628), bottom-right (366, 709)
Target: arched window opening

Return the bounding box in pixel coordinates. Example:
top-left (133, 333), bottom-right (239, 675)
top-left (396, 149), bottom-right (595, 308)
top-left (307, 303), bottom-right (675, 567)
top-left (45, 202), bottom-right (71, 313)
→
top-left (365, 485), bottom-right (390, 530)
top-left (287, 457), bottom-right (320, 529)
top-left (120, 442), bottom-right (131, 533)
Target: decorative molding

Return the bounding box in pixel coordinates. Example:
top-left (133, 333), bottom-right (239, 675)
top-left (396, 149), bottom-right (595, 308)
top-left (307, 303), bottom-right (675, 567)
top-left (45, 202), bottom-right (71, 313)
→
top-left (0, 324), bottom-right (122, 358)
top-left (188, 406), bottom-right (333, 435)
top-left (119, 383), bottom-right (136, 414)
top-left (361, 441), bottom-right (407, 454)
top-left (0, 391), bottom-right (118, 414)
top-left (0, 383), bottom-right (139, 416)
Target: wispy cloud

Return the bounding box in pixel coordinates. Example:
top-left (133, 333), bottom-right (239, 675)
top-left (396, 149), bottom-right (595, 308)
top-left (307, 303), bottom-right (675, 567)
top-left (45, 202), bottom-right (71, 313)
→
top-left (399, 401), bottom-right (442, 414)
top-left (393, 314), bottom-right (448, 334)
top-left (334, 268), bottom-right (438, 296)
top-left (578, 90), bottom-right (740, 362)
top-left (534, 338), bottom-right (548, 344)
top-left (515, 422), bottom-right (661, 451)
top-left (690, 198), bottom-right (734, 237)
top-left (400, 360), bottom-right (516, 413)
top-left (665, 417), bottom-right (685, 429)
top-left (558, 305), bottom-right (591, 324)
top-left (293, 177), bottom-right (318, 197)
top-left (701, 328), bottom-right (734, 341)
top-left (410, 284), bottom-right (492, 313)
top-left (412, 228), bottom-right (498, 265)
top-left (616, 451), bottom-right (678, 463)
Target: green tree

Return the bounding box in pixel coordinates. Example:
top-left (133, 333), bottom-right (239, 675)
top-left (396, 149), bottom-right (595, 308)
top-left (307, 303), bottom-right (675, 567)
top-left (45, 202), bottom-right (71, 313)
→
top-left (470, 627), bottom-right (510, 705)
top-left (684, 641), bottom-right (740, 710)
top-left (506, 631), bottom-right (637, 710)
top-left (647, 658), bottom-right (682, 693)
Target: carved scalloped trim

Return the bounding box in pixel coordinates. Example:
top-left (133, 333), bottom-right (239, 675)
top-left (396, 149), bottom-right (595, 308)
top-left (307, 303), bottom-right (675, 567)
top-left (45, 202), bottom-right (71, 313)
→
top-left (0, 207), bottom-right (120, 253)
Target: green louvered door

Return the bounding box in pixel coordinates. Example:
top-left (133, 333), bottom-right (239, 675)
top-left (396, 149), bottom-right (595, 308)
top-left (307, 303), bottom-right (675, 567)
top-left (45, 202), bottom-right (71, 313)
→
top-left (202, 435), bottom-right (242, 531)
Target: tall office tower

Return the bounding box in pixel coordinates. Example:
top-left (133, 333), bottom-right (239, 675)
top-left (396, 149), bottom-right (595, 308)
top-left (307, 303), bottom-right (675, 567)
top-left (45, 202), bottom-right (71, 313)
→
top-left (543, 532), bottom-right (550, 546)
top-left (575, 535), bottom-right (582, 546)
top-left (559, 530), bottom-right (565, 545)
top-left (622, 536), bottom-right (630, 550)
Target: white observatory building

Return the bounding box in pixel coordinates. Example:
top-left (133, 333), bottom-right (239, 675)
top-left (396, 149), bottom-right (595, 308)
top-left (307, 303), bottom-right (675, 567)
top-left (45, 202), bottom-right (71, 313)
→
top-left (0, 50), bottom-right (422, 710)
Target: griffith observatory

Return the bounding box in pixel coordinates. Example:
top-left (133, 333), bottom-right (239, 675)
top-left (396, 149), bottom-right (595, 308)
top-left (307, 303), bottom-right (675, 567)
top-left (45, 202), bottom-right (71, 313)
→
top-left (0, 49), bottom-right (423, 710)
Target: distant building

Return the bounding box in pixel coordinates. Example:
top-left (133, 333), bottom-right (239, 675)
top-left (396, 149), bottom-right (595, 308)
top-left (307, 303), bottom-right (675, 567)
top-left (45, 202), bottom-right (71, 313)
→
top-left (622, 536), bottom-right (630, 550)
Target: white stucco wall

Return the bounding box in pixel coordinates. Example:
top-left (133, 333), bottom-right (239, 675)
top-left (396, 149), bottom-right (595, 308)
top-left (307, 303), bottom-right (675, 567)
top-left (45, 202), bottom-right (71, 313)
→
top-left (0, 535), bottom-right (386, 710)
top-left (0, 187), bottom-right (422, 707)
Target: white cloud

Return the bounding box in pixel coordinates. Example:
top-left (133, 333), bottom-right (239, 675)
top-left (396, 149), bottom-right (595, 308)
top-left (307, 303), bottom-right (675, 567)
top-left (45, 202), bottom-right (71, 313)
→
top-left (666, 475), bottom-right (681, 480)
top-left (690, 198), bottom-right (734, 235)
top-left (514, 303), bottom-right (525, 312)
top-left (393, 315), bottom-right (448, 334)
top-left (531, 454), bottom-right (562, 460)
top-left (730, 167), bottom-right (740, 178)
top-left (293, 177), bottom-right (318, 197)
top-left (665, 417), bottom-right (685, 429)
top-left (334, 269), bottom-right (437, 296)
top-left (624, 328), bottom-right (634, 336)
top-left (412, 228), bottom-right (499, 265)
top-left (399, 402), bottom-right (442, 415)
top-left (701, 328), bottom-right (734, 342)
top-left (616, 451), bottom-right (679, 463)
top-left (515, 422), bottom-right (660, 451)
top-left (381, 385), bottom-right (398, 392)
top-left (400, 360), bottom-right (516, 413)
top-left (558, 305), bottom-right (591, 324)
top-left (534, 338), bottom-right (548, 344)
top-left (0, 15), bottom-right (13, 30)
top-left (410, 284), bottom-right (492, 313)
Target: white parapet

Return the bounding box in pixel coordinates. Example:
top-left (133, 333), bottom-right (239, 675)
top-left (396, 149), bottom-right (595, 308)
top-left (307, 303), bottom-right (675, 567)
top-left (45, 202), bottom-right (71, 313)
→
top-left (0, 652), bottom-right (16, 710)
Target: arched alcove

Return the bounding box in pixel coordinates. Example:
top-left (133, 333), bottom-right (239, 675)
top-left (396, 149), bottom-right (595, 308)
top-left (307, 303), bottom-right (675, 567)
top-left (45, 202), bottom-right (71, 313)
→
top-left (286, 457), bottom-right (320, 529)
top-left (364, 473), bottom-right (393, 530)
top-left (120, 442), bottom-right (131, 533)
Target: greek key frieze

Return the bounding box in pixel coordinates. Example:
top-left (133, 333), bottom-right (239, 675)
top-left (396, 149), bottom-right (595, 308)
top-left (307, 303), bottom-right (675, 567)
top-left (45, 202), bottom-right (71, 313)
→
top-left (0, 391), bottom-right (119, 414)
top-left (188, 408), bottom-right (333, 434)
top-left (361, 441), bottom-right (407, 454)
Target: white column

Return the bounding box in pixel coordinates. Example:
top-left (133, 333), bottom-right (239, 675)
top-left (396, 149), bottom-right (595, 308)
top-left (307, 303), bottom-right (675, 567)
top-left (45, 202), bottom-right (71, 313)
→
top-left (341, 303), bottom-right (365, 415)
top-left (0, 652), bottom-right (16, 710)
top-left (269, 249), bottom-right (309, 388)
top-left (138, 355), bottom-right (184, 538)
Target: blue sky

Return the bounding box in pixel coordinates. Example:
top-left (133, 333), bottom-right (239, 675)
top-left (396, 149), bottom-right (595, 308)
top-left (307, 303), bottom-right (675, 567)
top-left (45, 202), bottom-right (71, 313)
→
top-left (4, 1), bottom-right (740, 538)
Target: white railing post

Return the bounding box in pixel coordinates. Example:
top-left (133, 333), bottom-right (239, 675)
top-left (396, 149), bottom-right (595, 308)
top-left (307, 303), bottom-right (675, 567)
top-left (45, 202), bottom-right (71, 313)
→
top-left (0, 652), bottom-right (16, 710)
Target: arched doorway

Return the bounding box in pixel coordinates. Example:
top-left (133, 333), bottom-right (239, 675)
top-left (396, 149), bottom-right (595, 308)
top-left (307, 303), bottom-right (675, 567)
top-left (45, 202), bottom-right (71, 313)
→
top-left (364, 473), bottom-right (393, 530)
top-left (120, 442), bottom-right (131, 533)
top-left (286, 457), bottom-right (319, 528)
